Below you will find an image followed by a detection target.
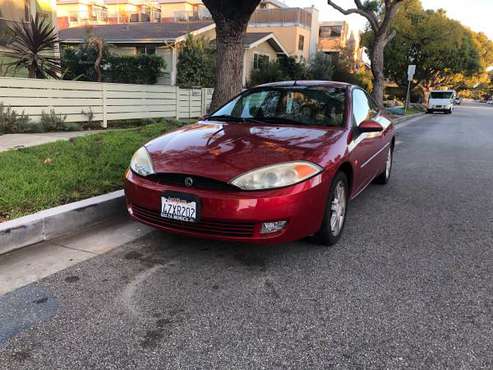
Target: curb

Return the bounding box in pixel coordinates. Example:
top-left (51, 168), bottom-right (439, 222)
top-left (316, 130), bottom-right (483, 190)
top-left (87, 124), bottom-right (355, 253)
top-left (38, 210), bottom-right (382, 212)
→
top-left (0, 190), bottom-right (125, 256)
top-left (394, 112), bottom-right (425, 124)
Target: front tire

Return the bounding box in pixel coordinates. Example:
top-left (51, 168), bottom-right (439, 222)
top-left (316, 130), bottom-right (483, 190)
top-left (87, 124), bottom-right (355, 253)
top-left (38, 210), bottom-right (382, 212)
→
top-left (314, 172), bottom-right (348, 246)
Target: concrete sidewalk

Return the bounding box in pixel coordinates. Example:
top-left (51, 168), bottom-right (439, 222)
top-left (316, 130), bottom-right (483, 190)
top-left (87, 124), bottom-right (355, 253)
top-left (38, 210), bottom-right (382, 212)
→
top-left (0, 131), bottom-right (106, 152)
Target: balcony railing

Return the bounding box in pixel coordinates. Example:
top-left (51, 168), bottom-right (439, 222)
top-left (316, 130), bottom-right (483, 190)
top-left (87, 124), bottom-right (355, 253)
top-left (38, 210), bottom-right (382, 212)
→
top-left (249, 8), bottom-right (312, 28)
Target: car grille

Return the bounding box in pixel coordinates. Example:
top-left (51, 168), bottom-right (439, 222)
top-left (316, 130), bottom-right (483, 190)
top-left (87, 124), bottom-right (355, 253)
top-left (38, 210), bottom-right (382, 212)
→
top-left (132, 205), bottom-right (256, 237)
top-left (146, 173), bottom-right (239, 192)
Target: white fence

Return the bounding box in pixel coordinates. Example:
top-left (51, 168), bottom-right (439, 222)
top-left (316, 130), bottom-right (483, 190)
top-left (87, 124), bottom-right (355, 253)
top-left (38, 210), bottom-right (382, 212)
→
top-left (0, 77), bottom-right (214, 127)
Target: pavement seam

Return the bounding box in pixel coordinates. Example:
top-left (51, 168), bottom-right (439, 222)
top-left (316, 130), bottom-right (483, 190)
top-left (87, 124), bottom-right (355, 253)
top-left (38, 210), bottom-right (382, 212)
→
top-left (50, 241), bottom-right (100, 256)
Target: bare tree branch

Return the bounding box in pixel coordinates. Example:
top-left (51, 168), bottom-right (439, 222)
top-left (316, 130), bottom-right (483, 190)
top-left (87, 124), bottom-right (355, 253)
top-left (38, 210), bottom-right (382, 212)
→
top-left (326, 1), bottom-right (379, 31)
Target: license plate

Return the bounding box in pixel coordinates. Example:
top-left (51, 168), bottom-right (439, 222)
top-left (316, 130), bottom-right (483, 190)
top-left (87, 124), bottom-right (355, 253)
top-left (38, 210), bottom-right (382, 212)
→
top-left (161, 192), bottom-right (199, 222)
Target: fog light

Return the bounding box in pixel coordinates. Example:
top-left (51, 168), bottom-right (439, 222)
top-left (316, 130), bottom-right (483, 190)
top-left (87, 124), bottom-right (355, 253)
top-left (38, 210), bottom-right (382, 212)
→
top-left (261, 221), bottom-right (287, 234)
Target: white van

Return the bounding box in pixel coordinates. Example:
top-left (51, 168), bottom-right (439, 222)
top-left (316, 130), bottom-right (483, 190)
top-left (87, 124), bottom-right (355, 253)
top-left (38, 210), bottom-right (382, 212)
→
top-left (427, 90), bottom-right (455, 114)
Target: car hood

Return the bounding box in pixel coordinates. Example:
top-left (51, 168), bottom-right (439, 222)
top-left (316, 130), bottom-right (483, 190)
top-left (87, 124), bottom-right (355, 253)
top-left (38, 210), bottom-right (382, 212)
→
top-left (145, 121), bottom-right (343, 182)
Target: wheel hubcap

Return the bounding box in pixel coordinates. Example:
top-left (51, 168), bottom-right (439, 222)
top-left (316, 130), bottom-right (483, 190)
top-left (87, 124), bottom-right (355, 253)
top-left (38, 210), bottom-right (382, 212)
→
top-left (385, 149), bottom-right (392, 179)
top-left (330, 181), bottom-right (346, 236)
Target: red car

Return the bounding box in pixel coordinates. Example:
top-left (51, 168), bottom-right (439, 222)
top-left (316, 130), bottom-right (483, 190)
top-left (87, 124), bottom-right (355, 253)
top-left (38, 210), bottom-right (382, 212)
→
top-left (125, 81), bottom-right (395, 245)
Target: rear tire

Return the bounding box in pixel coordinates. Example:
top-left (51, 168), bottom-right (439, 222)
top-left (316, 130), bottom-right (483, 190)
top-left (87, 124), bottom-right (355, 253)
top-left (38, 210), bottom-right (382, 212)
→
top-left (314, 172), bottom-right (348, 246)
top-left (374, 145), bottom-right (393, 185)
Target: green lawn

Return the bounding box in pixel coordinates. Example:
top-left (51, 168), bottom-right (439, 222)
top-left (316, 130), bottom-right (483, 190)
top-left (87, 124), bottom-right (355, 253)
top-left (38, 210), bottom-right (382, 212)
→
top-left (0, 121), bottom-right (184, 222)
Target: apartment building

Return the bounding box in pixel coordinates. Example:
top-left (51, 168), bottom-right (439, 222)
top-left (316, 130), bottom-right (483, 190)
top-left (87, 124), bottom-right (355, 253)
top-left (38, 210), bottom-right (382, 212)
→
top-left (319, 20), bottom-right (362, 69)
top-left (106, 0), bottom-right (160, 24)
top-left (159, 0), bottom-right (209, 22)
top-left (56, 0), bottom-right (160, 29)
top-left (56, 0), bottom-right (108, 29)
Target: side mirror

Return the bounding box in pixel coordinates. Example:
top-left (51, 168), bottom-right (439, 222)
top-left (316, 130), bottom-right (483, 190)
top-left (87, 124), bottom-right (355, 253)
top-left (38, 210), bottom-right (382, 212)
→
top-left (358, 120), bottom-right (383, 133)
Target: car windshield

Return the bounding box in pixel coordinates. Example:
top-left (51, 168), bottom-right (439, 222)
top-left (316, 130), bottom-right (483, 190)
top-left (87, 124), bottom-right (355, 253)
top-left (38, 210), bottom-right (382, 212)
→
top-left (430, 92), bottom-right (454, 99)
top-left (209, 86), bottom-right (346, 127)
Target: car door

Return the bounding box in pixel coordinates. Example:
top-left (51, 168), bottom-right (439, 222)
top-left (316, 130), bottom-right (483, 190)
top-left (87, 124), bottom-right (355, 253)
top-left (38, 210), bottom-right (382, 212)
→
top-left (366, 93), bottom-right (393, 177)
top-left (348, 88), bottom-right (382, 196)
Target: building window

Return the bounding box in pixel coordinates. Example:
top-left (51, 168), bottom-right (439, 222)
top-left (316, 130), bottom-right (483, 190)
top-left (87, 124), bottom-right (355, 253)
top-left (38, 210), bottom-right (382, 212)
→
top-left (253, 53), bottom-right (269, 69)
top-left (298, 35), bottom-right (304, 51)
top-left (137, 46), bottom-right (156, 55)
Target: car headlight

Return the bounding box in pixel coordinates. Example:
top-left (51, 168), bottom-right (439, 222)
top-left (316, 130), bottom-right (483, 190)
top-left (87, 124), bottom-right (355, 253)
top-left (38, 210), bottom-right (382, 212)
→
top-left (130, 146), bottom-right (154, 176)
top-left (231, 161), bottom-right (323, 190)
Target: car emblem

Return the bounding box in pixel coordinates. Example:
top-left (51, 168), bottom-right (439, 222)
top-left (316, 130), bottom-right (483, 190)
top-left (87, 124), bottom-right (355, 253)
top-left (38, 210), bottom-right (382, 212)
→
top-left (184, 177), bottom-right (194, 187)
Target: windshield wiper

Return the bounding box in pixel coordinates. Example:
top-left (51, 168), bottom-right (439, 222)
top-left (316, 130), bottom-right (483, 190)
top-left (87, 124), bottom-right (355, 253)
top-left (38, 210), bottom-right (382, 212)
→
top-left (206, 115), bottom-right (245, 122)
top-left (206, 115), bottom-right (268, 124)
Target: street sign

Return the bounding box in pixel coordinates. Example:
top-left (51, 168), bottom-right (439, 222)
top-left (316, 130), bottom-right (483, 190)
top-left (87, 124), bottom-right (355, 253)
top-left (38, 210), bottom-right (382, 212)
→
top-left (405, 65), bottom-right (417, 112)
top-left (407, 65), bottom-right (416, 81)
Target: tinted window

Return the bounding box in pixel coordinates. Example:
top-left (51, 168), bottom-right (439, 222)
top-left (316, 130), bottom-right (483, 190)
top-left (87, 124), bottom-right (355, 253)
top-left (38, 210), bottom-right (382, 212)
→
top-left (352, 89), bottom-right (371, 125)
top-left (211, 87), bottom-right (346, 127)
top-left (430, 92), bottom-right (454, 99)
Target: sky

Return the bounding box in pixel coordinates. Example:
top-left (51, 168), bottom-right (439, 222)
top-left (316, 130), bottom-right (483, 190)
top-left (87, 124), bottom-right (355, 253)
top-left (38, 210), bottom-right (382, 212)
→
top-left (283, 0), bottom-right (493, 39)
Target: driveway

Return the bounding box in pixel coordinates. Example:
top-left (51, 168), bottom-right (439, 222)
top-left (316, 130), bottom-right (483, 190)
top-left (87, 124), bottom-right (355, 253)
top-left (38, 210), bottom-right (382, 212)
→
top-left (0, 102), bottom-right (492, 368)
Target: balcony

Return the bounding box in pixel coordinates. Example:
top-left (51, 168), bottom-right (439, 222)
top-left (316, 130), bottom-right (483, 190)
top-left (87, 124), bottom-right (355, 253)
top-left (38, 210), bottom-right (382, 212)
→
top-left (249, 8), bottom-right (312, 28)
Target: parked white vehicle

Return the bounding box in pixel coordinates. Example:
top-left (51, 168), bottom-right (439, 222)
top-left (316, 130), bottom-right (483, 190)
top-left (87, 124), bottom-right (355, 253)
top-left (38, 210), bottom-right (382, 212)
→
top-left (427, 90), bottom-right (455, 114)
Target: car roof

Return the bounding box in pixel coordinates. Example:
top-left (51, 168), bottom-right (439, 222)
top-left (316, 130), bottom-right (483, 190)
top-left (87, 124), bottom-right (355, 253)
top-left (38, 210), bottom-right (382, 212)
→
top-left (256, 80), bottom-right (352, 89)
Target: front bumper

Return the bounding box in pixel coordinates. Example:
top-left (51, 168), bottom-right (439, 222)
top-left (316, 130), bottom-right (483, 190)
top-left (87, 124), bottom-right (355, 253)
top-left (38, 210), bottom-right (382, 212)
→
top-left (124, 170), bottom-right (331, 244)
top-left (429, 105), bottom-right (452, 111)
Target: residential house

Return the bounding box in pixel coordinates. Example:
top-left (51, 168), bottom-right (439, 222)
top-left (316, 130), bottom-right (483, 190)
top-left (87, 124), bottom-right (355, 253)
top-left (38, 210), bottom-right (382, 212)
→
top-left (56, 0), bottom-right (108, 29)
top-left (59, 21), bottom-right (288, 86)
top-left (0, 0), bottom-right (58, 76)
top-left (152, 0), bottom-right (320, 60)
top-left (55, 0), bottom-right (321, 62)
top-left (319, 20), bottom-right (363, 69)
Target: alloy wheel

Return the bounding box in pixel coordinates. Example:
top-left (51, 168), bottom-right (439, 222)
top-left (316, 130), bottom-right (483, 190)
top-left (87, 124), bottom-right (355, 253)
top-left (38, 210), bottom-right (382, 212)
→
top-left (385, 149), bottom-right (392, 179)
top-left (330, 181), bottom-right (346, 236)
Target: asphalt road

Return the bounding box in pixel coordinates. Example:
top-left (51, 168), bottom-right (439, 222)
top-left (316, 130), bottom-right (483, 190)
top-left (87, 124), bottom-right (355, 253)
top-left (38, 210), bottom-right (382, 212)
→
top-left (1, 102), bottom-right (492, 369)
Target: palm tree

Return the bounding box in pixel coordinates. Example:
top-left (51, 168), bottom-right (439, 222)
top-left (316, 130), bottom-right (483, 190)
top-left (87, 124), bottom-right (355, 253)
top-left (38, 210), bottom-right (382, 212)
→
top-left (3, 14), bottom-right (61, 79)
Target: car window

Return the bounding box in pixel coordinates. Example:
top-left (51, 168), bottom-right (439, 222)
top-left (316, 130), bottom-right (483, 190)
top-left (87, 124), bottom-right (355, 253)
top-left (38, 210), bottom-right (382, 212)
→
top-left (367, 94), bottom-right (379, 116)
top-left (211, 87), bottom-right (346, 127)
top-left (352, 89), bottom-right (371, 125)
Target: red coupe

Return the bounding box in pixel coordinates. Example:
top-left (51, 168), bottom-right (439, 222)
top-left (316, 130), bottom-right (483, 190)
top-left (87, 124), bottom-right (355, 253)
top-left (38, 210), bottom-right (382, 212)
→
top-left (125, 81), bottom-right (395, 245)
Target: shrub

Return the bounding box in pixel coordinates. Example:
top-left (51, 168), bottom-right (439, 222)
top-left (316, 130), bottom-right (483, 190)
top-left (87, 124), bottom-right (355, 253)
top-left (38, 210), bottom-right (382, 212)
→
top-left (307, 53), bottom-right (334, 80)
top-left (40, 109), bottom-right (67, 131)
top-left (63, 122), bottom-right (82, 131)
top-left (249, 61), bottom-right (285, 87)
top-left (176, 35), bottom-right (215, 88)
top-left (105, 54), bottom-right (165, 84)
top-left (0, 104), bottom-right (31, 134)
top-left (17, 120), bottom-right (44, 133)
top-left (62, 43), bottom-right (166, 84)
top-left (278, 56), bottom-right (309, 80)
top-left (81, 108), bottom-right (101, 130)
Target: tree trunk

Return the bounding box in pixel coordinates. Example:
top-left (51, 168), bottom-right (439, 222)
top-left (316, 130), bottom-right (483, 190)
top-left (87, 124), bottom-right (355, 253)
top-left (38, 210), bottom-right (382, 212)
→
top-left (370, 37), bottom-right (386, 107)
top-left (209, 23), bottom-right (246, 112)
top-left (28, 65), bottom-right (36, 79)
